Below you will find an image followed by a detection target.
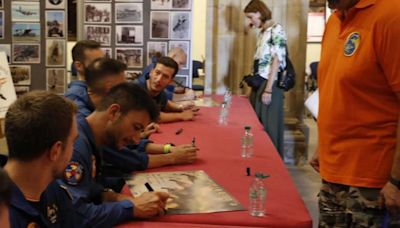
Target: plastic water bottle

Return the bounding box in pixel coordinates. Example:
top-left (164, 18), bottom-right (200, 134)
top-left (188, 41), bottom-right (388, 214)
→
top-left (218, 102), bottom-right (228, 125)
top-left (249, 172), bottom-right (269, 217)
top-left (241, 126), bottom-right (253, 158)
top-left (224, 90), bottom-right (232, 107)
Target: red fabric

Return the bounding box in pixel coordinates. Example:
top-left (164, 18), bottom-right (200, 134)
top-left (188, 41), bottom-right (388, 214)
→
top-left (119, 96), bottom-right (312, 228)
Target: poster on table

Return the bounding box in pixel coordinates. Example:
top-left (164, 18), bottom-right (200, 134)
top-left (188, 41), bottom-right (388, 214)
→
top-left (0, 52), bottom-right (17, 118)
top-left (126, 170), bottom-right (245, 215)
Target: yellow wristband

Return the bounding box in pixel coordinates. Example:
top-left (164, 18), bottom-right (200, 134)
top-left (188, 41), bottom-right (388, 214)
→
top-left (163, 144), bottom-right (172, 154)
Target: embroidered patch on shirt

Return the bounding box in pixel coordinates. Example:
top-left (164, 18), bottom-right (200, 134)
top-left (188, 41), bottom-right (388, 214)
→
top-left (344, 32), bottom-right (360, 57)
top-left (64, 162), bottom-right (83, 186)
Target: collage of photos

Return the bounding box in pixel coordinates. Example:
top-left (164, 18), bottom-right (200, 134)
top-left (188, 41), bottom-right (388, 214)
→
top-left (1, 0), bottom-right (68, 95)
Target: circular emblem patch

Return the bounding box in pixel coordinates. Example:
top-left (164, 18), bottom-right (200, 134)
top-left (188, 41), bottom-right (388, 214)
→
top-left (344, 32), bottom-right (360, 56)
top-left (64, 162), bottom-right (83, 185)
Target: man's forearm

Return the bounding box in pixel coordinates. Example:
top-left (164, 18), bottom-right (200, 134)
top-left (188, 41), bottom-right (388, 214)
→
top-left (147, 154), bottom-right (174, 168)
top-left (145, 143), bottom-right (164, 154)
top-left (159, 112), bottom-right (183, 123)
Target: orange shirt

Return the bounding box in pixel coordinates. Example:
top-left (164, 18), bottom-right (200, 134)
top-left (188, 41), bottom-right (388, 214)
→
top-left (318, 0), bottom-right (400, 188)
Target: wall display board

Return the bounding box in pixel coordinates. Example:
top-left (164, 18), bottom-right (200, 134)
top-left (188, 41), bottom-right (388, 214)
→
top-left (0, 1), bottom-right (68, 95)
top-left (80, 0), bottom-right (193, 86)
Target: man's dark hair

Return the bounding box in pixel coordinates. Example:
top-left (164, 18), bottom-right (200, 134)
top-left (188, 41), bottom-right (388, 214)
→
top-left (97, 83), bottom-right (160, 122)
top-left (0, 168), bottom-right (11, 209)
top-left (153, 56), bottom-right (179, 78)
top-left (5, 91), bottom-right (77, 161)
top-left (85, 57), bottom-right (127, 94)
top-left (71, 40), bottom-right (101, 63)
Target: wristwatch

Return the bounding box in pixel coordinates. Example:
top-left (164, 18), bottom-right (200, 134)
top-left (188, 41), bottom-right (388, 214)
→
top-left (389, 177), bottom-right (400, 190)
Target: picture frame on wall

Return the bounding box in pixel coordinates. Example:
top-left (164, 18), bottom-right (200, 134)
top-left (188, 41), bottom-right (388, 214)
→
top-left (0, 11), bottom-right (3, 39)
top-left (9, 65), bottom-right (31, 85)
top-left (150, 11), bottom-right (170, 39)
top-left (115, 25), bottom-right (143, 46)
top-left (12, 23), bottom-right (41, 42)
top-left (11, 2), bottom-right (40, 22)
top-left (84, 25), bottom-right (111, 46)
top-left (15, 86), bottom-right (30, 98)
top-left (46, 0), bottom-right (66, 9)
top-left (84, 3), bottom-right (112, 24)
top-left (12, 43), bottom-right (40, 64)
top-left (174, 75), bottom-right (189, 87)
top-left (101, 47), bottom-right (112, 59)
top-left (46, 68), bottom-right (66, 94)
top-left (115, 3), bottom-right (143, 24)
top-left (151, 0), bottom-right (172, 10)
top-left (169, 41), bottom-right (189, 69)
top-left (147, 42), bottom-right (167, 65)
top-left (170, 12), bottom-right (191, 40)
top-left (46, 11), bottom-right (65, 38)
top-left (115, 48), bottom-right (143, 68)
top-left (172, 0), bottom-right (192, 10)
top-left (125, 70), bottom-right (141, 82)
top-left (46, 39), bottom-right (65, 67)
top-left (0, 44), bottom-right (11, 63)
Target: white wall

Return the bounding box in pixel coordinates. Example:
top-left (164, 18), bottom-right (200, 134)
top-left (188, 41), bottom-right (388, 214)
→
top-left (306, 43), bottom-right (321, 70)
top-left (191, 0), bottom-right (207, 61)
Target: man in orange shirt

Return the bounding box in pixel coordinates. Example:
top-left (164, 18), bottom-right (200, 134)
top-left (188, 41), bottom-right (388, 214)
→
top-left (310, 0), bottom-right (400, 226)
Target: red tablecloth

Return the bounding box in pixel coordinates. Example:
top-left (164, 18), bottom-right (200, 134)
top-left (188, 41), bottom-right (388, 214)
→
top-left (119, 96), bottom-right (312, 228)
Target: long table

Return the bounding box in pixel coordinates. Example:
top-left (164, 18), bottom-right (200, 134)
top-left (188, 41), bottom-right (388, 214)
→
top-left (119, 96), bottom-right (312, 228)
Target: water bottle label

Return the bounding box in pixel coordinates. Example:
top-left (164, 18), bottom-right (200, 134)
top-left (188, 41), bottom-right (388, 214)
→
top-left (249, 190), bottom-right (258, 199)
top-left (258, 189), bottom-right (266, 198)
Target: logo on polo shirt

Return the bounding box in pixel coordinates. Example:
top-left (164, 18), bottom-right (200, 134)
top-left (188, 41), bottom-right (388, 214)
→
top-left (344, 32), bottom-right (360, 56)
top-left (64, 161), bottom-right (83, 185)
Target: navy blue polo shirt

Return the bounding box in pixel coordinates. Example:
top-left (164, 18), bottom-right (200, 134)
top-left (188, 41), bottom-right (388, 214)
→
top-left (61, 117), bottom-right (134, 227)
top-left (65, 80), bottom-right (95, 120)
top-left (136, 79), bottom-right (169, 111)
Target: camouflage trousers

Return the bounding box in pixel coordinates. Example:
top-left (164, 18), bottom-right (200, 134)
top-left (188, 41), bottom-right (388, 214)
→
top-left (319, 180), bottom-right (400, 228)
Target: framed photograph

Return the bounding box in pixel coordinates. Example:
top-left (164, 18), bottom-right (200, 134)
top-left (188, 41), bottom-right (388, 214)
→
top-left (46, 11), bottom-right (65, 38)
top-left (46, 0), bottom-right (66, 9)
top-left (46, 39), bottom-right (65, 67)
top-left (12, 23), bottom-right (41, 42)
top-left (125, 70), bottom-right (141, 82)
top-left (151, 0), bottom-right (171, 10)
top-left (9, 65), bottom-right (31, 85)
top-left (0, 44), bottom-right (11, 63)
top-left (46, 68), bottom-right (66, 94)
top-left (101, 47), bottom-right (112, 59)
top-left (84, 25), bottom-right (111, 46)
top-left (15, 86), bottom-right (30, 98)
top-left (115, 0), bottom-right (142, 2)
top-left (170, 12), bottom-right (191, 40)
top-left (147, 42), bottom-right (167, 65)
top-left (115, 48), bottom-right (143, 68)
top-left (12, 2), bottom-right (40, 22)
top-left (174, 75), bottom-right (189, 87)
top-left (172, 0), bottom-right (191, 10)
top-left (84, 3), bottom-right (112, 24)
top-left (115, 3), bottom-right (142, 23)
top-left (169, 41), bottom-right (189, 69)
top-left (0, 11), bottom-right (3, 39)
top-left (150, 11), bottom-right (169, 39)
top-left (12, 43), bottom-right (40, 64)
top-left (116, 25), bottom-right (143, 46)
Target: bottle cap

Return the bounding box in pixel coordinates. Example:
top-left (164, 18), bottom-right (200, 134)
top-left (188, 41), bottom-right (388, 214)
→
top-left (245, 126), bottom-right (251, 130)
top-left (255, 172), bottom-right (270, 179)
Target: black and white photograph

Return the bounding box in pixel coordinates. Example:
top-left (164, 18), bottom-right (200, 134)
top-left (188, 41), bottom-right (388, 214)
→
top-left (12, 2), bottom-right (40, 22)
top-left (174, 75), bottom-right (189, 87)
top-left (9, 65), bottom-right (31, 85)
top-left (170, 12), bottom-right (191, 40)
top-left (15, 86), bottom-right (30, 98)
top-left (115, 3), bottom-right (142, 23)
top-left (169, 41), bottom-right (189, 69)
top-left (151, 0), bottom-right (172, 10)
top-left (151, 11), bottom-right (169, 39)
top-left (0, 44), bottom-right (11, 63)
top-left (46, 0), bottom-right (66, 9)
top-left (116, 25), bottom-right (143, 46)
top-left (84, 3), bottom-right (111, 23)
top-left (115, 48), bottom-right (143, 68)
top-left (147, 42), bottom-right (167, 65)
top-left (172, 0), bottom-right (191, 10)
top-left (46, 68), bottom-right (65, 94)
top-left (101, 47), bottom-right (112, 59)
top-left (84, 25), bottom-right (111, 46)
top-left (46, 39), bottom-right (65, 66)
top-left (12, 43), bottom-right (40, 64)
top-left (12, 23), bottom-right (41, 42)
top-left (46, 11), bottom-right (65, 38)
top-left (0, 11), bottom-right (3, 39)
top-left (125, 70), bottom-right (141, 82)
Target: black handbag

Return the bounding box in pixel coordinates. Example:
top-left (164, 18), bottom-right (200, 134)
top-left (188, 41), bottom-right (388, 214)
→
top-left (277, 48), bottom-right (296, 91)
top-left (239, 59), bottom-right (266, 90)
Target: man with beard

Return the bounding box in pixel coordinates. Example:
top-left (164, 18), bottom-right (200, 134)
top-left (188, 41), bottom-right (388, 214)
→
top-left (310, 0), bottom-right (400, 226)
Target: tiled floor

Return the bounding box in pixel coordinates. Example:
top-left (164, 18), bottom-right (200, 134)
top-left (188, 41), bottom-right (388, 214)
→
top-left (286, 118), bottom-right (321, 228)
